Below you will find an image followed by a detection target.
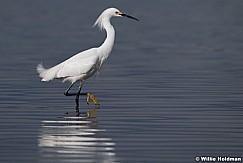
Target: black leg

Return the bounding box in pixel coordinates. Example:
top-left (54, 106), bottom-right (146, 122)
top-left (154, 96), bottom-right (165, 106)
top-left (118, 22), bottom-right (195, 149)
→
top-left (75, 85), bottom-right (83, 110)
top-left (64, 83), bottom-right (87, 96)
top-left (63, 81), bottom-right (99, 109)
top-left (64, 83), bottom-right (75, 96)
top-left (64, 82), bottom-right (86, 110)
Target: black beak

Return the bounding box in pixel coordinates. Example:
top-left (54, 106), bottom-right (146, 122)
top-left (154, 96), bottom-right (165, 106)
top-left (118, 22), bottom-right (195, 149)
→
top-left (121, 13), bottom-right (139, 21)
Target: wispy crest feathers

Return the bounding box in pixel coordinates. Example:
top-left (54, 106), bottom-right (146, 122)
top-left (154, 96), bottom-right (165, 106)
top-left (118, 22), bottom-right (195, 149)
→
top-left (94, 13), bottom-right (105, 31)
top-left (94, 7), bottom-right (118, 31)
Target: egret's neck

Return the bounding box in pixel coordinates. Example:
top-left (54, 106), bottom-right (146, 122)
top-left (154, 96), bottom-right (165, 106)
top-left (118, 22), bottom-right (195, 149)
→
top-left (98, 19), bottom-right (115, 59)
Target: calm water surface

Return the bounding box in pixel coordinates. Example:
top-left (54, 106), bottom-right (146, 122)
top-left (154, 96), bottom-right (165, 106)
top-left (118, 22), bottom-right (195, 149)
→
top-left (0, 0), bottom-right (243, 163)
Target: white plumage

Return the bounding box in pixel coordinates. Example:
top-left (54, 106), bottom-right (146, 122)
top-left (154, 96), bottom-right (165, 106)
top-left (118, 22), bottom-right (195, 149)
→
top-left (36, 7), bottom-right (138, 105)
top-left (37, 48), bottom-right (99, 83)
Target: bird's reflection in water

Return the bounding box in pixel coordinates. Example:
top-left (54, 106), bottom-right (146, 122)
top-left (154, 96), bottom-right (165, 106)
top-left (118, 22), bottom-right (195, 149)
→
top-left (38, 108), bottom-right (119, 163)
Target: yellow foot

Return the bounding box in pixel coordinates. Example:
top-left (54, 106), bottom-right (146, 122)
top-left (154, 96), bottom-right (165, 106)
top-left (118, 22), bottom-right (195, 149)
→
top-left (86, 108), bottom-right (100, 117)
top-left (86, 93), bottom-right (100, 106)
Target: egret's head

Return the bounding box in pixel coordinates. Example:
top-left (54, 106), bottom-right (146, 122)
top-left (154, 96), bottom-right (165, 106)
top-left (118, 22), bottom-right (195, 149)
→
top-left (104, 8), bottom-right (123, 18)
top-left (106, 8), bottom-right (139, 20)
top-left (94, 7), bottom-right (139, 30)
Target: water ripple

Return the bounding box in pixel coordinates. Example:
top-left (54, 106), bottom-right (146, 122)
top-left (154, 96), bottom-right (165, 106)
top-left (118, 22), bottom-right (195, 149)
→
top-left (38, 109), bottom-right (119, 163)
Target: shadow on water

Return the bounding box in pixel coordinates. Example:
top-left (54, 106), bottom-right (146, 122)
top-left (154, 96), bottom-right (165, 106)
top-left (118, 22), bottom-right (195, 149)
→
top-left (38, 108), bottom-right (119, 163)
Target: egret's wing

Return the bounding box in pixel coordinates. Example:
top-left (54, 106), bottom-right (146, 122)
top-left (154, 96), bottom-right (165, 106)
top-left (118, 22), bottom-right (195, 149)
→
top-left (56, 49), bottom-right (99, 78)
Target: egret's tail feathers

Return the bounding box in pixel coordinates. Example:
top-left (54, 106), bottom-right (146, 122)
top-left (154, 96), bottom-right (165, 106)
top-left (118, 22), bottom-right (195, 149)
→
top-left (36, 63), bottom-right (57, 82)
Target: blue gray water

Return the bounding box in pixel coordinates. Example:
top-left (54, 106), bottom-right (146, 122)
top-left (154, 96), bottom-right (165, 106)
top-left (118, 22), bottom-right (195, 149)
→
top-left (0, 0), bottom-right (243, 163)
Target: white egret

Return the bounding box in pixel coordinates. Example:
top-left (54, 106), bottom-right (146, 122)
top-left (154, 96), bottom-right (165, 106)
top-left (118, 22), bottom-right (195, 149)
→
top-left (36, 7), bottom-right (138, 108)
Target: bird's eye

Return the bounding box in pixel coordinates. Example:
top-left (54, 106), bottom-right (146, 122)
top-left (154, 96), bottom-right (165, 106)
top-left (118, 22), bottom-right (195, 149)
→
top-left (115, 11), bottom-right (119, 15)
